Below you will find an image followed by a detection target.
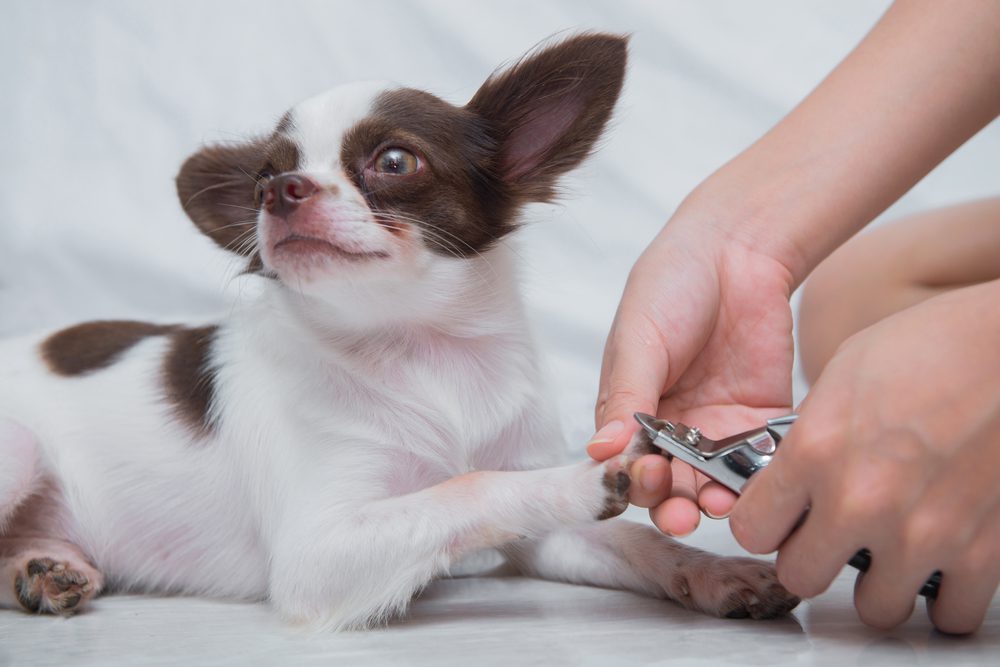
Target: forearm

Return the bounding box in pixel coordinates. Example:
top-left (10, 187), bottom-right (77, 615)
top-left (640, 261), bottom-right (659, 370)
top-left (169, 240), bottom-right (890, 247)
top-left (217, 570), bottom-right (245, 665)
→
top-left (680, 0), bottom-right (1000, 287)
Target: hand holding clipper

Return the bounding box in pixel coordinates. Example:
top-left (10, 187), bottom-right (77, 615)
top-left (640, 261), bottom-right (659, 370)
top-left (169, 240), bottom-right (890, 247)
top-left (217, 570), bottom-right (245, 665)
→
top-left (634, 412), bottom-right (942, 599)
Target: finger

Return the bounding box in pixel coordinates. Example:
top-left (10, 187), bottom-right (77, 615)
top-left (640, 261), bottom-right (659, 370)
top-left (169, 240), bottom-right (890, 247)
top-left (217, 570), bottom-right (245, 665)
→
top-left (595, 309), bottom-right (672, 432)
top-left (772, 503), bottom-right (867, 598)
top-left (729, 451), bottom-right (810, 554)
top-left (851, 552), bottom-right (924, 630)
top-left (627, 454), bottom-right (672, 507)
top-left (697, 480), bottom-right (738, 519)
top-left (650, 497), bottom-right (702, 537)
top-left (586, 420), bottom-right (630, 461)
top-left (649, 459), bottom-right (701, 536)
top-left (927, 517), bottom-right (1000, 635)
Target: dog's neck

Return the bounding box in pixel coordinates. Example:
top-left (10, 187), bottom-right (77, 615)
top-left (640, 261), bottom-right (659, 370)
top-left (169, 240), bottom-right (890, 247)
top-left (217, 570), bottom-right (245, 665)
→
top-left (238, 244), bottom-right (531, 374)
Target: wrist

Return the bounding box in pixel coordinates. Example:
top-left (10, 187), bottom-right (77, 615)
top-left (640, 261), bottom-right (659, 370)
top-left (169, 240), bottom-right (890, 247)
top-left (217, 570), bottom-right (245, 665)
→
top-left (682, 169), bottom-right (810, 284)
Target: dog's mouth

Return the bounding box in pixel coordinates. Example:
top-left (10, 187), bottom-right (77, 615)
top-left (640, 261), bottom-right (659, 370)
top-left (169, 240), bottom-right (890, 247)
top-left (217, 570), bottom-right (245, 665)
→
top-left (272, 235), bottom-right (389, 262)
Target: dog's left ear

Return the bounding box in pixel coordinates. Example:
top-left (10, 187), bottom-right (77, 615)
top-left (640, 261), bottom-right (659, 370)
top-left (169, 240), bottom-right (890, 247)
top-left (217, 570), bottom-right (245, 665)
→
top-left (466, 33), bottom-right (627, 202)
top-left (175, 139), bottom-right (266, 253)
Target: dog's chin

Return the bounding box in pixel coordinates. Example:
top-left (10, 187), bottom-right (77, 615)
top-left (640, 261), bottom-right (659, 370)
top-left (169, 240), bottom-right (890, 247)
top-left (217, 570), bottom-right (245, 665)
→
top-left (264, 236), bottom-right (391, 284)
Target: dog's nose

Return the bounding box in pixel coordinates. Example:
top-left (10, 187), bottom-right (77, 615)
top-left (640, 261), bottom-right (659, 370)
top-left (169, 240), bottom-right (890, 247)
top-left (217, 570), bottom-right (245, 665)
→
top-left (264, 174), bottom-right (319, 217)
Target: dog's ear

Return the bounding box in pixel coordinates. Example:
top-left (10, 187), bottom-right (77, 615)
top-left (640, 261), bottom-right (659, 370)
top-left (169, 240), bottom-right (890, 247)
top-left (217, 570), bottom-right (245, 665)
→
top-left (175, 140), bottom-right (266, 254)
top-left (466, 33), bottom-right (627, 202)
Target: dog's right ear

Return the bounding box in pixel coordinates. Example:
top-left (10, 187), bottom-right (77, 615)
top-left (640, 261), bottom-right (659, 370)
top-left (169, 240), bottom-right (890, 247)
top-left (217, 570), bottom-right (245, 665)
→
top-left (175, 140), bottom-right (267, 254)
top-left (466, 33), bottom-right (628, 204)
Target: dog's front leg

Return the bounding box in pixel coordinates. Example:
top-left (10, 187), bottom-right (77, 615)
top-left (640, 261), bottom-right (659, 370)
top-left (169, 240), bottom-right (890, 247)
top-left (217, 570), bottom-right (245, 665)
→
top-left (268, 460), bottom-right (629, 630)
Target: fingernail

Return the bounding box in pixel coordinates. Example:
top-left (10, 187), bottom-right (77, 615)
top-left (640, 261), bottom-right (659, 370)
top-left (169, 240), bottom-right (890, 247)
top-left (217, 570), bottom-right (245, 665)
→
top-left (638, 458), bottom-right (668, 493)
top-left (704, 508), bottom-right (731, 520)
top-left (587, 420), bottom-right (625, 446)
top-left (673, 518), bottom-right (699, 538)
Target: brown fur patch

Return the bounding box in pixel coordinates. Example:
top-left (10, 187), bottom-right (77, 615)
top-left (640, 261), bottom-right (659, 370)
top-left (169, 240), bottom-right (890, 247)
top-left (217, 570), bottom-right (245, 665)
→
top-left (597, 471), bottom-right (631, 520)
top-left (162, 326), bottom-right (219, 437)
top-left (41, 321), bottom-right (177, 376)
top-left (341, 89), bottom-right (508, 257)
top-left (628, 430), bottom-right (662, 458)
top-left (176, 131), bottom-right (299, 268)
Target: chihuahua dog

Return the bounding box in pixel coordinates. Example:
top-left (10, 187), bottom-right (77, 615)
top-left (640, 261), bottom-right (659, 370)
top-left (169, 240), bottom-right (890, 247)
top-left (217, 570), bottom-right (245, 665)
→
top-left (0, 34), bottom-right (797, 629)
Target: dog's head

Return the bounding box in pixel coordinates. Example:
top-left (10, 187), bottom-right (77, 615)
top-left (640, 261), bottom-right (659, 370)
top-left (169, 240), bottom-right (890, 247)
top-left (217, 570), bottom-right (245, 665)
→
top-left (177, 33), bottom-right (626, 328)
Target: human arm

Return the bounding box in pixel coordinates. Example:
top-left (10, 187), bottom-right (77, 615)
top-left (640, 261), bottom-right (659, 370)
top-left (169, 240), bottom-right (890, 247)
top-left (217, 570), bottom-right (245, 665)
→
top-left (591, 0), bottom-right (1000, 535)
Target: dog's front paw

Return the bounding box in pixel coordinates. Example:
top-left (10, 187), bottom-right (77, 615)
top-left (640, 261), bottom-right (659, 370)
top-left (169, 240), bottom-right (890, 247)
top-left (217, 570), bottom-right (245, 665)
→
top-left (556, 460), bottom-right (632, 523)
top-left (590, 428), bottom-right (661, 519)
top-left (596, 463), bottom-right (631, 520)
top-left (666, 555), bottom-right (799, 620)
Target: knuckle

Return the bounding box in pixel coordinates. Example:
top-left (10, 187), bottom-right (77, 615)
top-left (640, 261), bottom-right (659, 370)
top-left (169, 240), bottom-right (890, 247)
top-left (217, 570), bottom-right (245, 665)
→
top-left (835, 476), bottom-right (908, 523)
top-left (786, 415), bottom-right (844, 467)
top-left (606, 378), bottom-right (647, 402)
top-left (958, 535), bottom-right (997, 575)
top-left (902, 510), bottom-right (959, 557)
top-left (601, 389), bottom-right (645, 419)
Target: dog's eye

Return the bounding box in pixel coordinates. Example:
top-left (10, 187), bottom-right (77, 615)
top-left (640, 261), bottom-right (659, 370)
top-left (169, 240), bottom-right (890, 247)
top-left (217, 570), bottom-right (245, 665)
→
top-left (373, 148), bottom-right (419, 175)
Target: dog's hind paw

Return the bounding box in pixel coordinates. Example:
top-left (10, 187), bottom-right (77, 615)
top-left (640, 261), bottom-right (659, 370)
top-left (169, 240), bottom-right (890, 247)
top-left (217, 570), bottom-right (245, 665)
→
top-left (666, 556), bottom-right (800, 620)
top-left (14, 555), bottom-right (101, 615)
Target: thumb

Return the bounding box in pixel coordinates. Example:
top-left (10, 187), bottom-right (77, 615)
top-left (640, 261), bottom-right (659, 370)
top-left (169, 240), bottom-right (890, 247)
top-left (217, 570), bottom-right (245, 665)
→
top-left (589, 314), bottom-right (672, 460)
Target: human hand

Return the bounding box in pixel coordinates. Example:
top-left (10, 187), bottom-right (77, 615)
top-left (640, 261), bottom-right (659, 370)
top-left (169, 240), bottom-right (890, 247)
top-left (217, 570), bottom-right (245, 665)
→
top-left (730, 279), bottom-right (1000, 634)
top-left (589, 208), bottom-right (795, 536)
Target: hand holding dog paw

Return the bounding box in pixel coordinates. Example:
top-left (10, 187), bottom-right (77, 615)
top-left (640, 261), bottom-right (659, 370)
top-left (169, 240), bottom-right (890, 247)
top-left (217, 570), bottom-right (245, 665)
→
top-left (590, 210), bottom-right (796, 536)
top-left (731, 280), bottom-right (1000, 634)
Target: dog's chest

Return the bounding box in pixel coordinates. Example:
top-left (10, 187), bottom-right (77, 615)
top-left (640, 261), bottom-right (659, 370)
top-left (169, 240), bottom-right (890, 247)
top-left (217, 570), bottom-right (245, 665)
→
top-left (227, 330), bottom-right (541, 490)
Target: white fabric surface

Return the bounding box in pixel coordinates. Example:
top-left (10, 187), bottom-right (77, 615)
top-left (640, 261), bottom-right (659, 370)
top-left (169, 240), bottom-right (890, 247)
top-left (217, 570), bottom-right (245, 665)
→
top-left (1, 2), bottom-right (998, 665)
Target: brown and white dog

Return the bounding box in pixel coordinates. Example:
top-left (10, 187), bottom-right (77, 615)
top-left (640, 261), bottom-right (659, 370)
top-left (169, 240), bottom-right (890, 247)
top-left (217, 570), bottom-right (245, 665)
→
top-left (0, 34), bottom-right (798, 629)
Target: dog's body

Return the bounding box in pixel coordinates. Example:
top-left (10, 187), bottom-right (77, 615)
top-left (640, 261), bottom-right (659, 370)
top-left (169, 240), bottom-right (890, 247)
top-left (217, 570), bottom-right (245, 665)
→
top-left (0, 34), bottom-right (798, 629)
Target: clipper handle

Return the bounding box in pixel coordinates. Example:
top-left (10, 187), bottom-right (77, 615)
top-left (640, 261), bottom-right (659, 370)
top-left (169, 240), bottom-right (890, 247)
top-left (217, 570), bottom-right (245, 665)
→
top-left (848, 549), bottom-right (941, 599)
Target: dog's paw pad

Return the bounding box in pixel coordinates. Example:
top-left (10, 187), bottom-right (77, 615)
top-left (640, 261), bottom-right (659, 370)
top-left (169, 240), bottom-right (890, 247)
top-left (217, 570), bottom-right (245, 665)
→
top-left (15, 557), bottom-right (95, 615)
top-left (661, 556), bottom-right (799, 620)
top-left (720, 583), bottom-right (800, 620)
top-left (709, 562), bottom-right (799, 620)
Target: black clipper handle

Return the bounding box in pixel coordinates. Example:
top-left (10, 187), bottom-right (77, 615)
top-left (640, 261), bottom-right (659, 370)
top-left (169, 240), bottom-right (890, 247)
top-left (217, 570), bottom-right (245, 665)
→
top-left (848, 549), bottom-right (941, 599)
